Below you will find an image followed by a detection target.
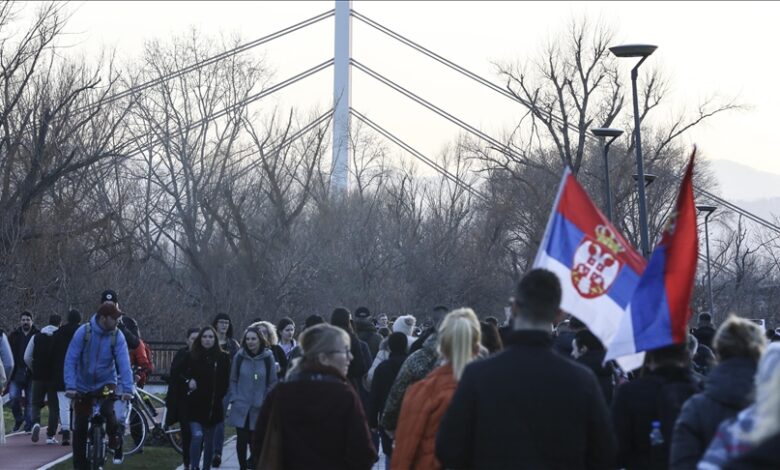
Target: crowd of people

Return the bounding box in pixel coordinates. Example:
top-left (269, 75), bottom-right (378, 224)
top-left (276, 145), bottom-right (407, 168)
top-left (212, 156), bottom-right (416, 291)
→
top-left (2, 270), bottom-right (780, 469)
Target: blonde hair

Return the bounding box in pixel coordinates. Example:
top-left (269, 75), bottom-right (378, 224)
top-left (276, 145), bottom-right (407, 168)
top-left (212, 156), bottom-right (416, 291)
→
top-left (713, 315), bottom-right (766, 361)
top-left (250, 321), bottom-right (278, 346)
top-left (285, 323), bottom-right (349, 378)
top-left (747, 343), bottom-right (780, 444)
top-left (438, 308), bottom-right (481, 381)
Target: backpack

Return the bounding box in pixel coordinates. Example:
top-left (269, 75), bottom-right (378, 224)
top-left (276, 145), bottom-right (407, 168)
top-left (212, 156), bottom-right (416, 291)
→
top-left (233, 351), bottom-right (273, 389)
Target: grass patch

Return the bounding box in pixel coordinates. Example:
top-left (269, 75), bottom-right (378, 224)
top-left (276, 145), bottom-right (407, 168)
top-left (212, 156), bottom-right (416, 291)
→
top-left (50, 445), bottom-right (183, 470)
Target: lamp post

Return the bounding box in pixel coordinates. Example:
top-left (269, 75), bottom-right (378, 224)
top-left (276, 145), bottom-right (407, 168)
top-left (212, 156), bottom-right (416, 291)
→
top-left (611, 43), bottom-right (657, 258)
top-left (591, 128), bottom-right (623, 221)
top-left (697, 204), bottom-right (717, 320)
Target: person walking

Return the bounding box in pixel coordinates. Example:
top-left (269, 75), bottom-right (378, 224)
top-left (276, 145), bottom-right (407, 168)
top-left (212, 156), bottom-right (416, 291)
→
top-left (392, 308), bottom-right (481, 470)
top-left (49, 309), bottom-right (81, 446)
top-left (8, 310), bottom-right (38, 433)
top-left (0, 326), bottom-right (12, 385)
top-left (368, 332), bottom-right (408, 467)
top-left (228, 327), bottom-right (277, 470)
top-left (276, 317), bottom-right (297, 361)
top-left (670, 316), bottom-right (766, 469)
top-left (184, 326), bottom-right (231, 470)
top-left (692, 312), bottom-right (717, 350)
top-left (571, 328), bottom-right (616, 405)
top-left (210, 313), bottom-right (239, 467)
top-left (166, 327), bottom-right (200, 470)
top-left (699, 343), bottom-right (780, 469)
top-left (252, 323), bottom-right (377, 470)
top-left (250, 321), bottom-right (288, 379)
top-left (355, 307), bottom-right (382, 359)
top-left (0, 347), bottom-right (6, 444)
top-left (25, 314), bottom-right (62, 444)
top-left (612, 343), bottom-right (700, 470)
top-left (436, 269), bottom-right (616, 469)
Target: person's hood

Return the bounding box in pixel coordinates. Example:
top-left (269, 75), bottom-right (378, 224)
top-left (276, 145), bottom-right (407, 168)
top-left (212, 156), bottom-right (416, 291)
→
top-left (355, 318), bottom-right (377, 333)
top-left (40, 325), bottom-right (59, 336)
top-left (238, 347), bottom-right (273, 360)
top-left (703, 357), bottom-right (757, 407)
top-left (89, 314), bottom-right (113, 336)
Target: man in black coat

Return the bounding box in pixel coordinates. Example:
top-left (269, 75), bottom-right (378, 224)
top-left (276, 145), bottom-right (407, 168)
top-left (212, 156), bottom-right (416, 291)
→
top-left (436, 269), bottom-right (616, 470)
top-left (50, 309), bottom-right (82, 445)
top-left (26, 314), bottom-right (62, 443)
top-left (691, 312), bottom-right (717, 349)
top-left (8, 310), bottom-right (38, 432)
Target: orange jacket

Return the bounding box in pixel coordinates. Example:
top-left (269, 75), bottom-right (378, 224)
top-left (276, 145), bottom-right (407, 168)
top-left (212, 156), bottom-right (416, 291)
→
top-left (391, 364), bottom-right (457, 470)
top-left (130, 339), bottom-right (153, 387)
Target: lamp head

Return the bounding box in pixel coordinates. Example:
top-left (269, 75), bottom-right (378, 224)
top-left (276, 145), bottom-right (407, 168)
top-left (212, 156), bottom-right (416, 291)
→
top-left (591, 127), bottom-right (624, 138)
top-left (632, 173), bottom-right (657, 186)
top-left (696, 204), bottom-right (718, 214)
top-left (609, 44), bottom-right (658, 58)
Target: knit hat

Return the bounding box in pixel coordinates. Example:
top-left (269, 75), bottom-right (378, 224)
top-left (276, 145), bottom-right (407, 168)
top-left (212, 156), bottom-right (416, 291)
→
top-left (393, 314), bottom-right (416, 337)
top-left (101, 290), bottom-right (118, 304)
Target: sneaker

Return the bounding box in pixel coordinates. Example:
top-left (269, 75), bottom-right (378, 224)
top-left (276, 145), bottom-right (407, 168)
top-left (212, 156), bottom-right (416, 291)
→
top-left (46, 436), bottom-right (58, 445)
top-left (12, 422), bottom-right (23, 433)
top-left (112, 445), bottom-right (124, 465)
top-left (31, 423), bottom-right (41, 442)
top-left (61, 430), bottom-right (70, 446)
top-left (212, 454), bottom-right (222, 468)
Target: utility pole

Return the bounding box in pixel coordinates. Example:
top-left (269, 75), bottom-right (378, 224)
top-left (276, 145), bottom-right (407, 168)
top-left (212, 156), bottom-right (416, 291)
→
top-left (331, 0), bottom-right (352, 192)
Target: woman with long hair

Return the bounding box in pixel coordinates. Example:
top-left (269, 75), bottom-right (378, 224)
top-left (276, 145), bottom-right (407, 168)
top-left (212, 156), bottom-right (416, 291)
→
top-left (276, 317), bottom-right (297, 360)
top-left (391, 308), bottom-right (482, 470)
top-left (185, 326), bottom-right (231, 470)
top-left (210, 313), bottom-right (239, 467)
top-left (252, 324), bottom-right (377, 470)
top-left (250, 321), bottom-right (288, 379)
top-left (167, 327), bottom-right (200, 470)
top-left (228, 327), bottom-right (277, 470)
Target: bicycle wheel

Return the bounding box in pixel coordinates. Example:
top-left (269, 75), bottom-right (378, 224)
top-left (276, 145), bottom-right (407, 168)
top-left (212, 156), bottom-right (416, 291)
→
top-left (89, 424), bottom-right (106, 470)
top-left (123, 406), bottom-right (148, 456)
top-left (166, 423), bottom-right (184, 455)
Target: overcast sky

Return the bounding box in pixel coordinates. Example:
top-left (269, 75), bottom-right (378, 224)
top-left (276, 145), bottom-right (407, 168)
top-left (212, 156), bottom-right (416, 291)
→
top-left (48, 1), bottom-right (780, 193)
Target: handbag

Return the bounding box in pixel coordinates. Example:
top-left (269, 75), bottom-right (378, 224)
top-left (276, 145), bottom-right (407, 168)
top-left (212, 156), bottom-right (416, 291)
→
top-left (256, 403), bottom-right (283, 470)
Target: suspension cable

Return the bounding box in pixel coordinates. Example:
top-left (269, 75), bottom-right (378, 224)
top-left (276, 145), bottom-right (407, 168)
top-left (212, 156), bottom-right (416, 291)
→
top-left (350, 108), bottom-right (488, 202)
top-left (72, 9), bottom-right (336, 115)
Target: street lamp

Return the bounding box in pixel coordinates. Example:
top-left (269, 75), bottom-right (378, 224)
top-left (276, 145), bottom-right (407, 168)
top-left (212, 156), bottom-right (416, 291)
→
top-left (591, 127), bottom-right (624, 221)
top-left (697, 204), bottom-right (717, 321)
top-left (611, 43), bottom-right (658, 258)
top-left (632, 173), bottom-right (657, 188)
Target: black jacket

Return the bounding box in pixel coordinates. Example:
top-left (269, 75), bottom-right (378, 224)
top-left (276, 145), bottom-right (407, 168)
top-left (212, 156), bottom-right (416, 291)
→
top-left (184, 348), bottom-right (231, 426)
top-left (692, 325), bottom-right (716, 349)
top-left (29, 326), bottom-right (58, 382)
top-left (164, 346), bottom-right (190, 426)
top-left (9, 325), bottom-right (38, 382)
top-left (270, 344), bottom-right (288, 379)
top-left (355, 320), bottom-right (383, 359)
top-left (346, 333), bottom-right (369, 381)
top-left (436, 330), bottom-right (616, 470)
top-left (670, 357), bottom-right (757, 470)
top-left (50, 321), bottom-right (81, 390)
top-left (612, 365), bottom-right (700, 470)
top-left (367, 353), bottom-right (406, 428)
top-left (576, 349), bottom-right (616, 405)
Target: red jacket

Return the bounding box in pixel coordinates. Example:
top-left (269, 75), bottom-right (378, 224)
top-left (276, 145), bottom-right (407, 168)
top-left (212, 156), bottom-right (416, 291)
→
top-left (130, 339), bottom-right (153, 387)
top-left (392, 364), bottom-right (457, 470)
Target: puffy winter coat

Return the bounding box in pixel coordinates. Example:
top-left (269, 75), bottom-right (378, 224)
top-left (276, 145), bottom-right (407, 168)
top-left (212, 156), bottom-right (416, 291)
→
top-left (64, 315), bottom-right (134, 394)
top-left (227, 347), bottom-right (277, 430)
top-left (392, 364), bottom-right (457, 470)
top-left (50, 321), bottom-right (81, 390)
top-left (670, 357), bottom-right (757, 470)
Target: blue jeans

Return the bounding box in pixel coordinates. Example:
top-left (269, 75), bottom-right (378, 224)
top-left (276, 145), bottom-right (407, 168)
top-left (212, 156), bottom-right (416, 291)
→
top-left (212, 394), bottom-right (230, 456)
top-left (9, 379), bottom-right (33, 429)
top-left (190, 422), bottom-right (216, 470)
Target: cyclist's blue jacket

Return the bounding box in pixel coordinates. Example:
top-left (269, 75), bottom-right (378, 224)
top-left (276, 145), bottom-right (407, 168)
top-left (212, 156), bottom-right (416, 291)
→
top-left (64, 314), bottom-right (135, 394)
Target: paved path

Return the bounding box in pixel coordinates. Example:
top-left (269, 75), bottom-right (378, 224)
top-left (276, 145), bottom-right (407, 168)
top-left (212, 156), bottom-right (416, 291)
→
top-left (0, 427), bottom-right (72, 470)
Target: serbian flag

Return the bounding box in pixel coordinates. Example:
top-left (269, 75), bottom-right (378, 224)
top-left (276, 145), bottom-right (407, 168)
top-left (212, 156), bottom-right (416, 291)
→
top-left (533, 167), bottom-right (647, 358)
top-left (606, 150), bottom-right (698, 361)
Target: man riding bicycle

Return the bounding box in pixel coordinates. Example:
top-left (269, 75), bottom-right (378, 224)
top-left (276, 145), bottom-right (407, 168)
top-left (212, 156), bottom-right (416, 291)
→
top-left (65, 301), bottom-right (134, 468)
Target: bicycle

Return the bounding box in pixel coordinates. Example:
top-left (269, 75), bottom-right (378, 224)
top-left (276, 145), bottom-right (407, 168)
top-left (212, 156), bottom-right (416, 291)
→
top-left (72, 391), bottom-right (121, 470)
top-left (122, 386), bottom-right (183, 456)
